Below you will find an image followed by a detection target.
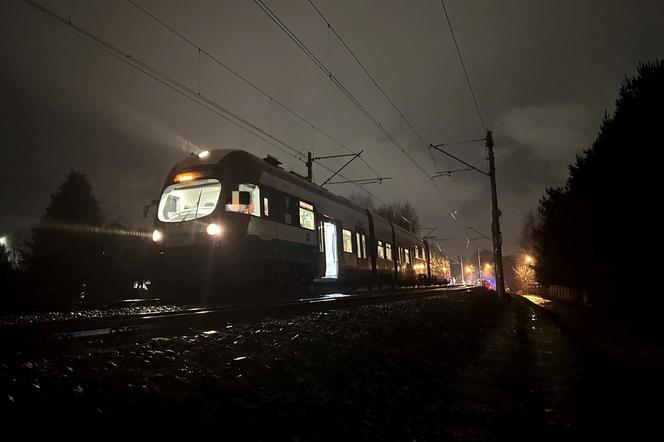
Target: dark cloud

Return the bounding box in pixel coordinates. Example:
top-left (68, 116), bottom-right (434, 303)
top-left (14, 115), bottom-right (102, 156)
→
top-left (1, 0), bottom-right (663, 257)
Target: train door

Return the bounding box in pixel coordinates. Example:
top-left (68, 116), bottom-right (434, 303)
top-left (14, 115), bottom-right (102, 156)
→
top-left (321, 220), bottom-right (338, 279)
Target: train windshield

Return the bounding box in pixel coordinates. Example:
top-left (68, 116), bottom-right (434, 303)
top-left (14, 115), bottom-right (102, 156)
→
top-left (157, 179), bottom-right (221, 223)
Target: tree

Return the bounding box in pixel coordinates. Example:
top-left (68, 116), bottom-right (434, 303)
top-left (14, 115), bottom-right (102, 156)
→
top-left (375, 202), bottom-right (420, 233)
top-left (25, 170), bottom-right (104, 304)
top-left (532, 60), bottom-right (663, 309)
top-left (519, 211), bottom-right (537, 250)
top-left (513, 253), bottom-right (536, 290)
top-left (0, 244), bottom-right (10, 272)
top-left (0, 243), bottom-right (17, 310)
top-left (347, 192), bottom-right (375, 211)
top-left (502, 254), bottom-right (518, 293)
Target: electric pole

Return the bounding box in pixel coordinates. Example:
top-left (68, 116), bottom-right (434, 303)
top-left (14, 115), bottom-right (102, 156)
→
top-left (307, 152), bottom-right (313, 182)
top-left (486, 131), bottom-right (507, 300)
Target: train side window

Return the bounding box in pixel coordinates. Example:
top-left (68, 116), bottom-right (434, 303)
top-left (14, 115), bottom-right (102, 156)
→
top-left (414, 245), bottom-right (421, 259)
top-left (299, 201), bottom-right (315, 230)
top-left (263, 197), bottom-right (269, 217)
top-left (342, 229), bottom-right (353, 253)
top-left (361, 234), bottom-right (366, 259)
top-left (385, 243), bottom-right (392, 261)
top-left (226, 183), bottom-right (260, 217)
top-left (405, 248), bottom-right (411, 264)
top-left (377, 240), bottom-right (384, 259)
top-left (356, 233), bottom-right (362, 258)
top-left (318, 222), bottom-right (324, 251)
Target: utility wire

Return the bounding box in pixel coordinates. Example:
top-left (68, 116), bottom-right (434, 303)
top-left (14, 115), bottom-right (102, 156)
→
top-left (20, 0), bottom-right (385, 206)
top-left (433, 137), bottom-right (486, 147)
top-left (126, 0), bottom-right (384, 185)
top-left (254, 0), bottom-right (434, 182)
top-left (307, 0), bottom-right (436, 163)
top-left (438, 0), bottom-right (486, 132)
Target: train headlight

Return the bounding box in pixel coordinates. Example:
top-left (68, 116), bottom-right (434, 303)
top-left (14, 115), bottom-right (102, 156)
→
top-left (206, 223), bottom-right (222, 236)
top-left (152, 229), bottom-right (163, 242)
top-left (198, 150), bottom-right (210, 159)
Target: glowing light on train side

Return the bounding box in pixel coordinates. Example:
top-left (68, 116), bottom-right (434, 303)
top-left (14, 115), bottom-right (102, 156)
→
top-left (152, 229), bottom-right (163, 242)
top-left (198, 150), bottom-right (210, 159)
top-left (174, 171), bottom-right (203, 183)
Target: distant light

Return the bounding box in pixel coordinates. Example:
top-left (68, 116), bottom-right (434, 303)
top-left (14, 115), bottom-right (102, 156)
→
top-left (202, 330), bottom-right (218, 335)
top-left (152, 229), bottom-right (163, 242)
top-left (0, 236), bottom-right (6, 246)
top-left (206, 223), bottom-right (222, 236)
top-left (198, 150), bottom-right (210, 159)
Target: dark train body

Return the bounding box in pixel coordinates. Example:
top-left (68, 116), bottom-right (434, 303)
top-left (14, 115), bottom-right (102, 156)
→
top-left (151, 149), bottom-right (450, 295)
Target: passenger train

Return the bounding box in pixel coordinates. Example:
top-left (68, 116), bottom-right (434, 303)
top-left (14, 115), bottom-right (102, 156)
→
top-left (150, 149), bottom-right (450, 295)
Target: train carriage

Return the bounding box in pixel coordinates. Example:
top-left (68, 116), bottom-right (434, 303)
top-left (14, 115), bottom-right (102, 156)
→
top-left (370, 212), bottom-right (397, 287)
top-left (392, 223), bottom-right (418, 285)
top-left (150, 149), bottom-right (449, 297)
top-left (424, 239), bottom-right (452, 284)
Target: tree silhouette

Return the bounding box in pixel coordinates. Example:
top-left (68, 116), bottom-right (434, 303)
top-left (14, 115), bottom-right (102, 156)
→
top-left (0, 243), bottom-right (12, 284)
top-left (532, 60), bottom-right (663, 308)
top-left (0, 244), bottom-right (16, 310)
top-left (375, 202), bottom-right (420, 233)
top-left (25, 170), bottom-right (104, 304)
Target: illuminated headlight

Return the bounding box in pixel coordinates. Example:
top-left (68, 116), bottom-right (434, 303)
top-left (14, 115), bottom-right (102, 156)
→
top-left (152, 229), bottom-right (163, 242)
top-left (198, 150), bottom-right (210, 159)
top-left (206, 223), bottom-right (222, 236)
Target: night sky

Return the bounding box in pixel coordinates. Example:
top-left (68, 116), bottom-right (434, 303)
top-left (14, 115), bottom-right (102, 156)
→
top-left (2, 0), bottom-right (663, 257)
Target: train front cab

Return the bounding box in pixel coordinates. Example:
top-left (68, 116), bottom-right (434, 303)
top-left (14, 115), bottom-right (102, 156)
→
top-left (151, 150), bottom-right (282, 295)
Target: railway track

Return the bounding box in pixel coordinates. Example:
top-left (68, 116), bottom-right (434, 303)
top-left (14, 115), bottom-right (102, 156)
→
top-left (0, 285), bottom-right (483, 344)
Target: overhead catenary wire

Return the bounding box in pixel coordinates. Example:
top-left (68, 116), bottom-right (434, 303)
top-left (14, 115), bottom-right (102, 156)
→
top-left (254, 0), bottom-right (436, 184)
top-left (20, 0), bottom-right (302, 163)
top-left (429, 2), bottom-right (491, 228)
top-left (307, 1), bottom-right (434, 153)
top-left (126, 0), bottom-right (385, 186)
top-left (20, 0), bottom-right (385, 206)
top-left (438, 0), bottom-right (486, 133)
top-left (307, 0), bottom-right (444, 177)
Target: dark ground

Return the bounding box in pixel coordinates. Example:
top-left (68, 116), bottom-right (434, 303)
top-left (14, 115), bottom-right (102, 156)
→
top-left (1, 290), bottom-right (662, 440)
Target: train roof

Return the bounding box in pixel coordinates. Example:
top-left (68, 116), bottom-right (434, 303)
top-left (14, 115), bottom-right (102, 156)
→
top-left (172, 149), bottom-right (425, 242)
top-left (173, 149), bottom-right (369, 215)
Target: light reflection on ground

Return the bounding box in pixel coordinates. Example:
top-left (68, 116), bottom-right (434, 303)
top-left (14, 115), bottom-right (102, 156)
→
top-left (522, 294), bottom-right (552, 306)
top-left (320, 293), bottom-right (352, 299)
top-left (299, 293), bottom-right (352, 302)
